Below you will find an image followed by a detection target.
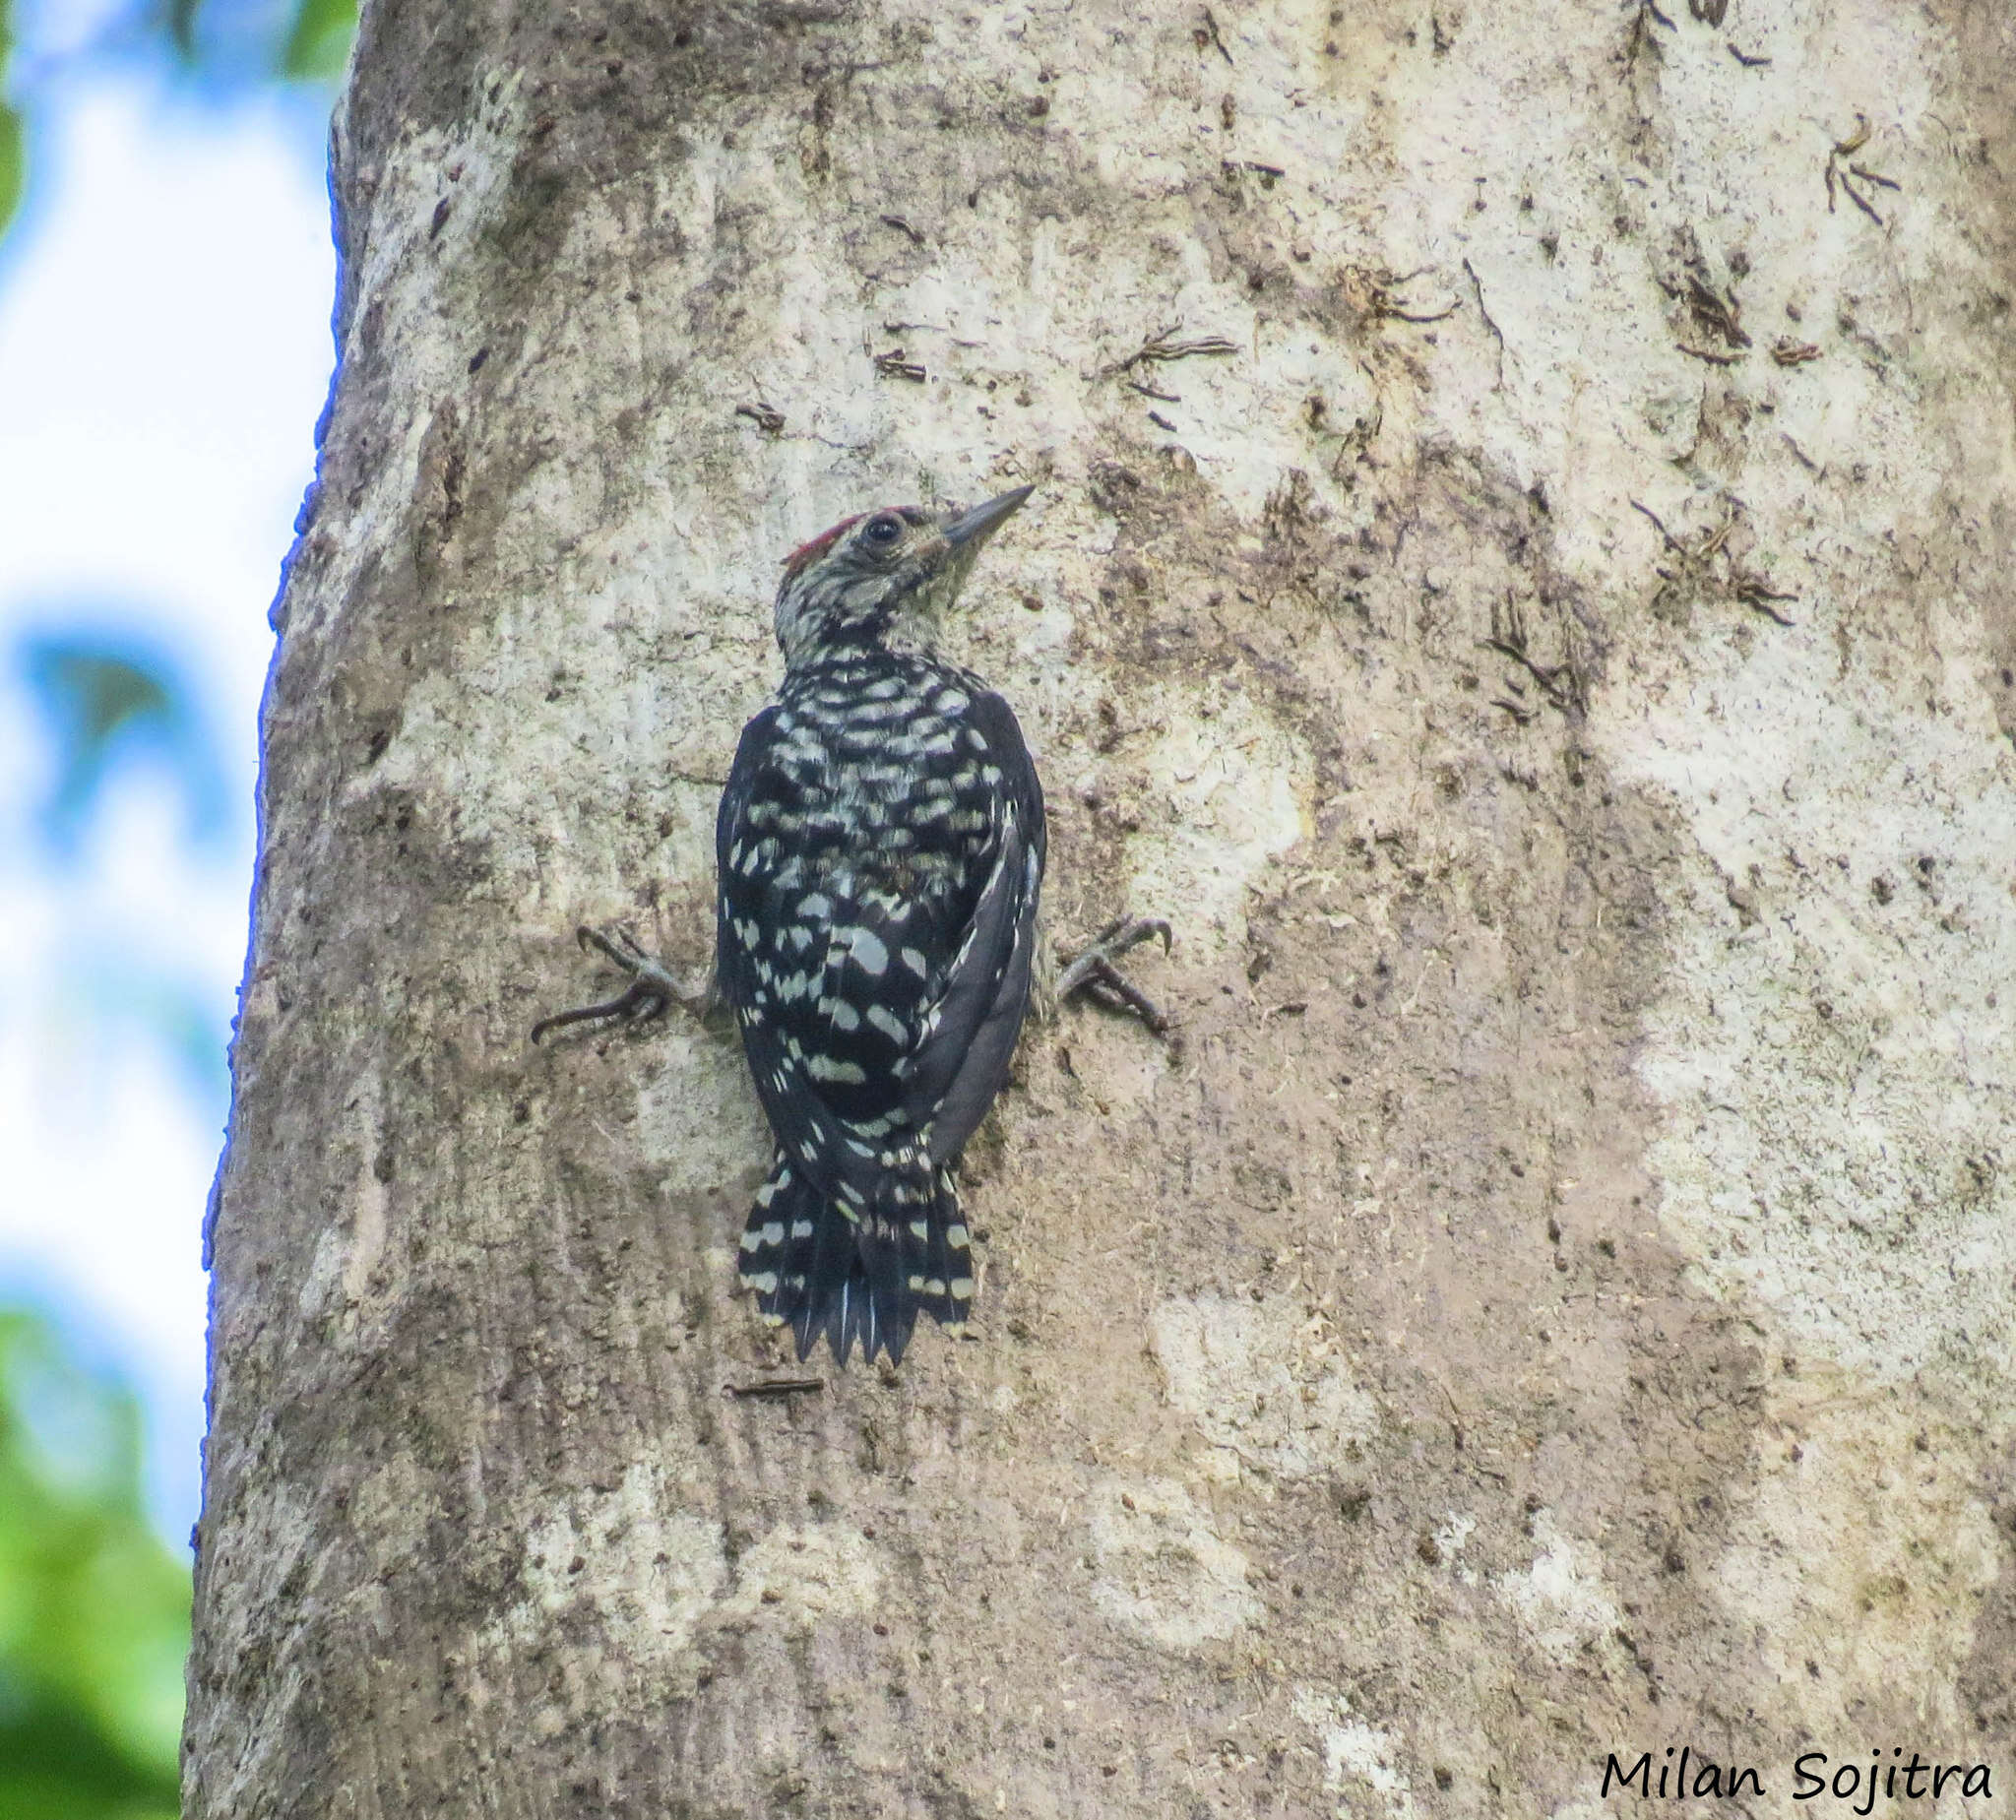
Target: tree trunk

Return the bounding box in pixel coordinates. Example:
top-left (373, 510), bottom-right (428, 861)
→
top-left (188, 1), bottom-right (2016, 1812)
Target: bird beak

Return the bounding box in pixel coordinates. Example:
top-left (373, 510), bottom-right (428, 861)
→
top-left (942, 485), bottom-right (1035, 549)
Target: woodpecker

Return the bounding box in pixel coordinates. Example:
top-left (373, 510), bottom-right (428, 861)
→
top-left (534, 485), bottom-right (1168, 1366)
top-left (714, 485), bottom-right (1045, 1365)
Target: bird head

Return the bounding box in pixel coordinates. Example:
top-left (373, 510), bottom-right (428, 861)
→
top-left (773, 486), bottom-right (1034, 666)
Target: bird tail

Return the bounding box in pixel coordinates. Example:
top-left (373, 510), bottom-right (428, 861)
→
top-left (738, 1159), bottom-right (975, 1366)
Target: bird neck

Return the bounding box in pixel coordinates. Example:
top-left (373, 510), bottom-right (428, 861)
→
top-left (784, 618), bottom-right (939, 672)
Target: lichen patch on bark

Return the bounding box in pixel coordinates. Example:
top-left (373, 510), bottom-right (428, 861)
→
top-left (1088, 1476), bottom-right (1264, 1650)
top-left (1151, 1293), bottom-right (1378, 1481)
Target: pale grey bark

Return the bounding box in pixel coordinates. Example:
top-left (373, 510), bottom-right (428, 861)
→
top-left (188, 1), bottom-right (2016, 1814)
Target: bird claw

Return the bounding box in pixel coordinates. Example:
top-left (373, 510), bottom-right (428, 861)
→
top-left (530, 922), bottom-right (702, 1043)
top-left (1057, 914), bottom-right (1174, 1036)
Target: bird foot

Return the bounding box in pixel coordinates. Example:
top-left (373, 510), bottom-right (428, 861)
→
top-left (530, 924), bottom-right (712, 1043)
top-left (1057, 914), bottom-right (1173, 1036)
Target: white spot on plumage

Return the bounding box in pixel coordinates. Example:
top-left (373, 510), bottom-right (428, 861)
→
top-left (866, 1005), bottom-right (907, 1044)
top-left (901, 947), bottom-right (929, 978)
top-left (790, 1218), bottom-right (814, 1238)
top-left (849, 928), bottom-right (890, 975)
top-left (807, 1054), bottom-right (868, 1085)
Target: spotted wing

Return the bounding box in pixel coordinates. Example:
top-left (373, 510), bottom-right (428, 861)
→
top-left (897, 689), bottom-right (1045, 1162)
top-left (717, 697), bottom-right (971, 1184)
top-left (719, 705), bottom-right (851, 1188)
top-left (717, 690), bottom-right (1043, 1183)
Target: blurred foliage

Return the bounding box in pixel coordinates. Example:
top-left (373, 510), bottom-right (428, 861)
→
top-left (0, 0), bottom-right (355, 244)
top-left (1, 0), bottom-right (21, 240)
top-left (279, 0), bottom-right (350, 81)
top-left (0, 1308), bottom-right (188, 1820)
top-left (17, 628), bottom-right (228, 857)
top-left (14, 627), bottom-right (235, 1118)
top-left (0, 99), bottom-right (20, 245)
top-left (0, 5), bottom-right (337, 1813)
top-left (156, 0), bottom-right (356, 85)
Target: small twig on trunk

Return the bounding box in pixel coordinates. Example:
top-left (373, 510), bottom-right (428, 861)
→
top-left (1824, 115), bottom-right (1896, 224)
top-left (1096, 321), bottom-right (1239, 380)
top-left (1734, 578), bottom-right (1798, 627)
top-left (725, 1377), bottom-right (825, 1400)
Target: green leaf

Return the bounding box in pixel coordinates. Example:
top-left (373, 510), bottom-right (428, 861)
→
top-left (0, 102), bottom-right (23, 245)
top-left (281, 0), bottom-right (356, 82)
top-left (0, 1310), bottom-right (188, 1819)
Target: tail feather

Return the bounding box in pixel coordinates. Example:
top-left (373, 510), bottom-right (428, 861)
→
top-left (737, 1158), bottom-right (976, 1366)
top-left (918, 1166), bottom-right (974, 1335)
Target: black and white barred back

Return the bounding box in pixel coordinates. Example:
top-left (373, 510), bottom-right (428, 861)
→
top-left (717, 644), bottom-right (1045, 1364)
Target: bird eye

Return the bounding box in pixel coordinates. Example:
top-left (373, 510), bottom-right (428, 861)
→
top-left (864, 513), bottom-right (905, 546)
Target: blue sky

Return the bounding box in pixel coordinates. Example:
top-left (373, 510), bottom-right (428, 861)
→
top-left (0, 64), bottom-right (335, 1540)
